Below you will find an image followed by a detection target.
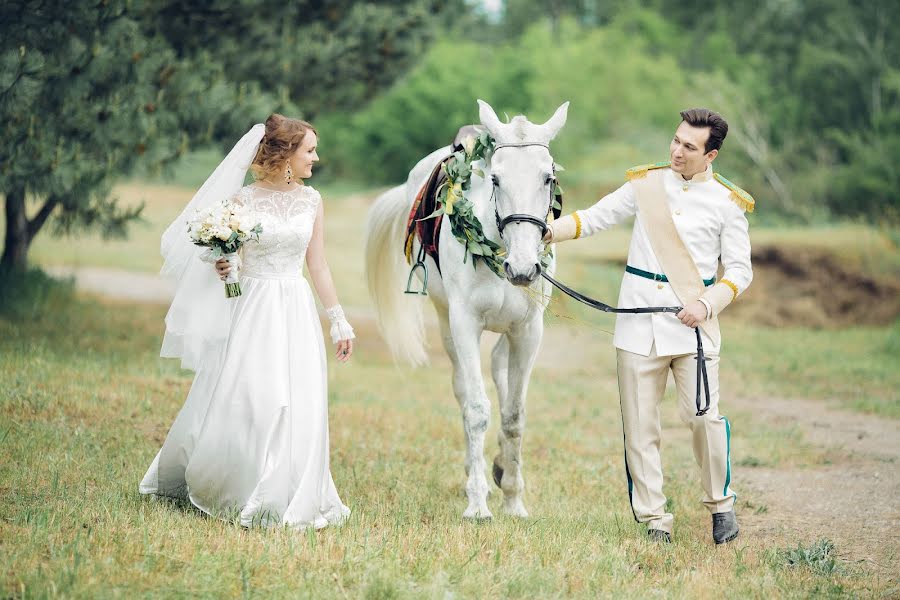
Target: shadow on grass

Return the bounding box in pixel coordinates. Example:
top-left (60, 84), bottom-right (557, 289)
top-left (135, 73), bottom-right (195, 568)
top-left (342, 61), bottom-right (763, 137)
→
top-left (0, 266), bottom-right (75, 322)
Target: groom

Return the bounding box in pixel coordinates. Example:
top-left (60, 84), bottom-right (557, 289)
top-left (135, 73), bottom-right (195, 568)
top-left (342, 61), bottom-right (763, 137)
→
top-left (545, 108), bottom-right (753, 544)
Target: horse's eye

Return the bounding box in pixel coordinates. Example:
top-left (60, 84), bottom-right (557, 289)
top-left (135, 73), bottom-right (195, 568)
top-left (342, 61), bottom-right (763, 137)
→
top-left (491, 175), bottom-right (500, 187)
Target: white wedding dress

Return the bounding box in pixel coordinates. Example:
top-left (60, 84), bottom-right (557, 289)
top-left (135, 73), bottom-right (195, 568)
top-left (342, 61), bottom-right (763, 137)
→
top-left (140, 184), bottom-right (350, 529)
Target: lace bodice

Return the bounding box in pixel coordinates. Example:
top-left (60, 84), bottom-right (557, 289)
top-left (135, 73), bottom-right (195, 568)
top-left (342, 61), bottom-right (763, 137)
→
top-left (235, 185), bottom-right (320, 277)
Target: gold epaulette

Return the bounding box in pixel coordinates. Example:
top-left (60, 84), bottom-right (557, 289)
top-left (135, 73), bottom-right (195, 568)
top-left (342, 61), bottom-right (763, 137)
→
top-left (714, 173), bottom-right (755, 213)
top-left (625, 161), bottom-right (670, 181)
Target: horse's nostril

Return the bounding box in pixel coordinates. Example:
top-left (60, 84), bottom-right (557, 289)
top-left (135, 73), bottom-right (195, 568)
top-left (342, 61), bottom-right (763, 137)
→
top-left (503, 261), bottom-right (513, 278)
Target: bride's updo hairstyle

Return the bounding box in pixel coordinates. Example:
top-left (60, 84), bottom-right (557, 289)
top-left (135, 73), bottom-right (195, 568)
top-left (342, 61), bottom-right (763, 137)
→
top-left (250, 113), bottom-right (317, 180)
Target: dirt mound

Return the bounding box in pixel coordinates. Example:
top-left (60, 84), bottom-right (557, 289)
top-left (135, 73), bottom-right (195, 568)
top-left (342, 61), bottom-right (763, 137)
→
top-left (728, 245), bottom-right (900, 327)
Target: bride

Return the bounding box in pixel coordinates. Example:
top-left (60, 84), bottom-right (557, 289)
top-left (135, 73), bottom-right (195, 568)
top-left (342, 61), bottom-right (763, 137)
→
top-left (140, 114), bottom-right (354, 529)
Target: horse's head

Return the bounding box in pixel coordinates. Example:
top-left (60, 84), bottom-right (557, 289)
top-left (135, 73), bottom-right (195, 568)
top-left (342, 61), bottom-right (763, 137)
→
top-left (478, 99), bottom-right (569, 286)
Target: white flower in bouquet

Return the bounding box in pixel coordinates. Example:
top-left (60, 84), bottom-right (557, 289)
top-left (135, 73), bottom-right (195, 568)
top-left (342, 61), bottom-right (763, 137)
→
top-left (187, 200), bottom-right (263, 298)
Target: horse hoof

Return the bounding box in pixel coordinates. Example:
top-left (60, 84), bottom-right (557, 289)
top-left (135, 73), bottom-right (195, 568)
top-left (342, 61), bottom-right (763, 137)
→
top-left (492, 461), bottom-right (504, 488)
top-left (503, 500), bottom-right (529, 518)
top-left (463, 506), bottom-right (493, 521)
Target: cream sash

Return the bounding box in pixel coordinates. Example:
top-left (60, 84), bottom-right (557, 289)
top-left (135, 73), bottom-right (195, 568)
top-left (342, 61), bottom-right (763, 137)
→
top-left (631, 170), bottom-right (720, 345)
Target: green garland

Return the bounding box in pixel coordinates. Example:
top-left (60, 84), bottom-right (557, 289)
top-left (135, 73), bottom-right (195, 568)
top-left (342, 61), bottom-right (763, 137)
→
top-left (424, 131), bottom-right (560, 278)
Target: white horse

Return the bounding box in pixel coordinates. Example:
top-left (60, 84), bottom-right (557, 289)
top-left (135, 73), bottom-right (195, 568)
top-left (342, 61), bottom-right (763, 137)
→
top-left (365, 99), bottom-right (569, 519)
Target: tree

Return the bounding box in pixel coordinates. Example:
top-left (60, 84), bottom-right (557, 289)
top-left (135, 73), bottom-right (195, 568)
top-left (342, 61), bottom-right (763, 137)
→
top-left (0, 0), bottom-right (449, 272)
top-left (144, 0), bottom-right (454, 122)
top-left (0, 1), bottom-right (229, 272)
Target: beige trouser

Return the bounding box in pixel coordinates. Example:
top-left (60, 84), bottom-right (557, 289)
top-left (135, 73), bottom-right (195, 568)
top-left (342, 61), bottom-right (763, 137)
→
top-left (617, 344), bottom-right (735, 534)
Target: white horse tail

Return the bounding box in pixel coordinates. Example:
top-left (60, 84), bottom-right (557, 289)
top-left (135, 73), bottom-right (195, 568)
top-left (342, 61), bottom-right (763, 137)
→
top-left (364, 185), bottom-right (428, 366)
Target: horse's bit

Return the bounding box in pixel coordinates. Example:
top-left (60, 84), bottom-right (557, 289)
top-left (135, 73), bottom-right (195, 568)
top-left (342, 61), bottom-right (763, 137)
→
top-left (490, 141), bottom-right (711, 416)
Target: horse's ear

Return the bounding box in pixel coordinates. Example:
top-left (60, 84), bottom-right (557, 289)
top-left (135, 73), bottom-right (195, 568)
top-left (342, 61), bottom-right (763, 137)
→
top-left (542, 102), bottom-right (570, 140)
top-left (477, 99), bottom-right (503, 136)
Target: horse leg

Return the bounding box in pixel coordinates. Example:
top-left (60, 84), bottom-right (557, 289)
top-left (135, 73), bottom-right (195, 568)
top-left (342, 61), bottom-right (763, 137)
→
top-left (495, 322), bottom-right (542, 517)
top-left (437, 309), bottom-right (471, 477)
top-left (490, 335), bottom-right (509, 488)
top-left (448, 307), bottom-right (492, 520)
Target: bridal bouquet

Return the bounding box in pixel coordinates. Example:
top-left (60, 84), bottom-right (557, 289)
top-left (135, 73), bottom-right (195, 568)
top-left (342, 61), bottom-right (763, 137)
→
top-left (188, 201), bottom-right (262, 298)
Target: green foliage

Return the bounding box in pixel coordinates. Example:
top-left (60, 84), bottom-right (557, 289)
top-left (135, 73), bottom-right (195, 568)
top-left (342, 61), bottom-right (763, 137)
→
top-left (320, 38), bottom-right (533, 183)
top-left (147, 1), bottom-right (453, 123)
top-left (0, 2), bottom-right (222, 223)
top-left (0, 0), bottom-right (448, 271)
top-left (643, 0), bottom-right (900, 221)
top-left (320, 2), bottom-right (898, 223)
top-left (777, 539), bottom-right (839, 576)
top-left (323, 12), bottom-right (692, 189)
top-left (430, 132), bottom-right (506, 276)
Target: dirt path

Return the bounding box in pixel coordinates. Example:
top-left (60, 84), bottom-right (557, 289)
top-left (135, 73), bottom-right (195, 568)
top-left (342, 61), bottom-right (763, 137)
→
top-left (535, 322), bottom-right (899, 577)
top-left (52, 266), bottom-right (900, 577)
top-left (732, 395), bottom-right (900, 576)
top-left (46, 265), bottom-right (175, 304)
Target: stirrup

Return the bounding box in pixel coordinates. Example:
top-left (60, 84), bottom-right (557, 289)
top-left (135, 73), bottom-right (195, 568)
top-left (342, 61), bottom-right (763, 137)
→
top-left (404, 245), bottom-right (428, 295)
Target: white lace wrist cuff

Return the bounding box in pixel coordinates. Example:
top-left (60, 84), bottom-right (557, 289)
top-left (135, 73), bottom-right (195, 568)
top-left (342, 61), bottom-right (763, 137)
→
top-left (325, 305), bottom-right (355, 343)
top-left (329, 320), bottom-right (355, 344)
top-left (325, 304), bottom-right (346, 322)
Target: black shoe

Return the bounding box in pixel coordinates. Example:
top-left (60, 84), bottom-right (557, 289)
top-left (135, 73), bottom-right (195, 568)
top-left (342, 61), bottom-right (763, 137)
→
top-left (647, 529), bottom-right (671, 544)
top-left (712, 510), bottom-right (739, 544)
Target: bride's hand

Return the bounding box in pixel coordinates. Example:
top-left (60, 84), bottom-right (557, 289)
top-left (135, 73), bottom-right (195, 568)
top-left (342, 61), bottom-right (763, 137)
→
top-left (335, 339), bottom-right (353, 362)
top-left (215, 258), bottom-right (231, 280)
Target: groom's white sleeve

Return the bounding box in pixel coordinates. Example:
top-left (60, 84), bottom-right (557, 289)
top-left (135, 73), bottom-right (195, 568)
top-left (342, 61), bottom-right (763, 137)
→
top-left (549, 183), bottom-right (637, 242)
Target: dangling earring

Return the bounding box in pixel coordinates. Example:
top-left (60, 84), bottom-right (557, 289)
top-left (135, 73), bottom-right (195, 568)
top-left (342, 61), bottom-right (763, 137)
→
top-left (284, 162), bottom-right (293, 184)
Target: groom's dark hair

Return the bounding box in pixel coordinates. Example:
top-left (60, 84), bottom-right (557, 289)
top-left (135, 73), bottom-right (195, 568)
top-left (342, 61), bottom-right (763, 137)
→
top-left (679, 108), bottom-right (728, 154)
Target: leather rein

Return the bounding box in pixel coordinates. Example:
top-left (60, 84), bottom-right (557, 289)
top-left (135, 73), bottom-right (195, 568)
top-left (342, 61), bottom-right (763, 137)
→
top-left (490, 141), bottom-right (711, 416)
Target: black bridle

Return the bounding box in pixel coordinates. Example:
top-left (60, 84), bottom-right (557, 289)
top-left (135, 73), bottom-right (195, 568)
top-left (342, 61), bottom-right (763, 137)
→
top-left (491, 142), bottom-right (556, 238)
top-left (488, 141), bottom-right (711, 417)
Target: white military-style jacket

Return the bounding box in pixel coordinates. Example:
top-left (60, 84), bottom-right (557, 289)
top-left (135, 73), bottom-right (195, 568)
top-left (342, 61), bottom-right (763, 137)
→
top-left (555, 164), bottom-right (753, 357)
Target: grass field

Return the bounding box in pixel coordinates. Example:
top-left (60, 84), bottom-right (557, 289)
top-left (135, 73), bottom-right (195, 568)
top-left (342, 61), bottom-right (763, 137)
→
top-left (2, 181), bottom-right (898, 597)
top-left (1, 283), bottom-right (892, 598)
